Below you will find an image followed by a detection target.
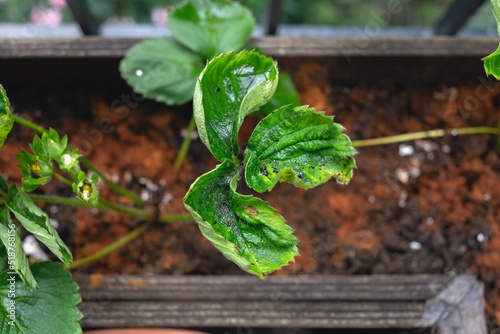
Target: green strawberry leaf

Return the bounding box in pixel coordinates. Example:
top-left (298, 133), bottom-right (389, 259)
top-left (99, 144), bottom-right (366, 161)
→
top-left (0, 262), bottom-right (82, 334)
top-left (168, 0), bottom-right (255, 59)
top-left (119, 36), bottom-right (205, 105)
top-left (244, 105), bottom-right (356, 192)
top-left (194, 51), bottom-right (278, 161)
top-left (184, 160), bottom-right (298, 278)
top-left (6, 186), bottom-right (72, 264)
top-left (484, 1), bottom-right (500, 79)
top-left (0, 84), bottom-right (14, 149)
top-left (257, 73), bottom-right (301, 115)
top-left (0, 206), bottom-right (37, 290)
top-left (0, 172), bottom-right (7, 194)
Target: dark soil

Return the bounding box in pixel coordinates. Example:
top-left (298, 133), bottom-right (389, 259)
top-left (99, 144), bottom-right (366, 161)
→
top-left (1, 60), bottom-right (500, 331)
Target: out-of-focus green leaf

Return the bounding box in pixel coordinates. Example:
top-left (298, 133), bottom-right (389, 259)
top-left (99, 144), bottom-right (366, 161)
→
top-left (6, 186), bottom-right (72, 264)
top-left (244, 105), bottom-right (356, 192)
top-left (0, 262), bottom-right (82, 334)
top-left (0, 205), bottom-right (37, 290)
top-left (0, 84), bottom-right (14, 149)
top-left (184, 160), bottom-right (298, 278)
top-left (119, 36), bottom-right (204, 105)
top-left (168, 0), bottom-right (255, 59)
top-left (193, 51), bottom-right (278, 161)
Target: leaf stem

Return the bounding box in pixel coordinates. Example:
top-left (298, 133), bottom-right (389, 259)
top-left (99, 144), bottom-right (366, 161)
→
top-left (52, 172), bottom-right (73, 187)
top-left (65, 222), bottom-right (151, 270)
top-left (12, 115), bottom-right (46, 134)
top-left (174, 115), bottom-right (196, 170)
top-left (81, 157), bottom-right (147, 207)
top-left (350, 126), bottom-right (500, 148)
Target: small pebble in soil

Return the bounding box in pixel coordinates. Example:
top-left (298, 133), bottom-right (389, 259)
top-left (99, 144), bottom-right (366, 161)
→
top-left (426, 217), bottom-right (434, 225)
top-left (398, 144), bottom-right (414, 157)
top-left (409, 241), bottom-right (422, 251)
top-left (398, 190), bottom-right (408, 208)
top-left (442, 143), bottom-right (451, 153)
top-left (483, 193), bottom-right (491, 201)
top-left (181, 128), bottom-right (199, 139)
top-left (477, 233), bottom-right (487, 243)
top-left (368, 195), bottom-right (375, 203)
top-left (23, 235), bottom-right (49, 261)
top-left (49, 218), bottom-right (59, 229)
top-left (396, 168), bottom-right (409, 184)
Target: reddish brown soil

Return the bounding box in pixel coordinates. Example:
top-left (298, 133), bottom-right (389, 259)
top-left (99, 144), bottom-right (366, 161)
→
top-left (2, 63), bottom-right (500, 329)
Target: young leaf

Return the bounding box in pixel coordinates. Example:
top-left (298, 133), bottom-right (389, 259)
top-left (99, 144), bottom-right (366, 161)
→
top-left (0, 262), bottom-right (82, 334)
top-left (119, 36), bottom-right (205, 105)
top-left (42, 128), bottom-right (66, 160)
top-left (194, 51), bottom-right (279, 161)
top-left (0, 84), bottom-right (14, 149)
top-left (6, 185), bottom-right (72, 264)
top-left (168, 0), bottom-right (255, 59)
top-left (184, 160), bottom-right (298, 278)
top-left (0, 206), bottom-right (37, 290)
top-left (244, 105), bottom-right (356, 192)
top-left (484, 0), bottom-right (500, 79)
top-left (257, 73), bottom-right (301, 115)
top-left (0, 241), bottom-right (7, 271)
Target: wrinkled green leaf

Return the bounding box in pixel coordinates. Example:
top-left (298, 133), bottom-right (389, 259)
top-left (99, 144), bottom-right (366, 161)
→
top-left (258, 73), bottom-right (301, 115)
top-left (119, 36), bottom-right (204, 105)
top-left (194, 51), bottom-right (278, 161)
top-left (6, 186), bottom-right (72, 264)
top-left (168, 0), bottom-right (255, 59)
top-left (0, 262), bottom-right (82, 334)
top-left (0, 172), bottom-right (7, 194)
top-left (244, 105), bottom-right (356, 192)
top-left (0, 206), bottom-right (37, 290)
top-left (184, 160), bottom-right (298, 278)
top-left (0, 84), bottom-right (14, 149)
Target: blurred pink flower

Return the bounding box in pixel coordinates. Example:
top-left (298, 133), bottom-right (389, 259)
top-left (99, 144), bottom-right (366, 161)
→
top-left (48, 0), bottom-right (67, 9)
top-left (30, 7), bottom-right (62, 27)
top-left (151, 7), bottom-right (168, 26)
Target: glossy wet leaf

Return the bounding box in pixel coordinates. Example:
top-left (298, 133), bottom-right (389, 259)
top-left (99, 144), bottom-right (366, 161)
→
top-left (168, 0), bottom-right (255, 59)
top-left (119, 36), bottom-right (205, 105)
top-left (258, 73), bottom-right (300, 115)
top-left (0, 84), bottom-right (14, 149)
top-left (244, 105), bottom-right (356, 192)
top-left (6, 186), bottom-right (72, 264)
top-left (0, 205), bottom-right (37, 290)
top-left (184, 160), bottom-right (298, 278)
top-left (194, 51), bottom-right (278, 161)
top-left (0, 262), bottom-right (82, 334)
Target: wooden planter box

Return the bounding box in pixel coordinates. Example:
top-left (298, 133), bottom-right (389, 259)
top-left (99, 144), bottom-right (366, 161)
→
top-left (0, 37), bottom-right (494, 333)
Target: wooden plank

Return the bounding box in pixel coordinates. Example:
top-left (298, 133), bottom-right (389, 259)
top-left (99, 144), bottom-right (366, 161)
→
top-left (76, 274), bottom-right (485, 331)
top-left (76, 274), bottom-right (450, 301)
top-left (0, 36), bottom-right (498, 59)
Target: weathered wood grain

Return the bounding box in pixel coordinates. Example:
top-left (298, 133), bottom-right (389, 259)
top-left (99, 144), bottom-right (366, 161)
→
top-left (76, 274), bottom-right (486, 332)
top-left (0, 36), bottom-right (498, 58)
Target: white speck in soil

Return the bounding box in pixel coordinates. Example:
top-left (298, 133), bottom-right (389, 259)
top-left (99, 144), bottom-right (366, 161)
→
top-left (398, 190), bottom-right (408, 208)
top-left (483, 193), bottom-right (491, 201)
top-left (427, 152), bottom-right (435, 160)
top-left (159, 179), bottom-right (166, 186)
top-left (398, 144), bottom-right (414, 157)
top-left (181, 128), bottom-right (199, 140)
top-left (451, 129), bottom-right (458, 136)
top-left (442, 143), bottom-right (451, 153)
top-left (409, 241), bottom-right (422, 251)
top-left (426, 217), bottom-right (434, 225)
top-left (50, 206), bottom-right (59, 214)
top-left (123, 171), bottom-right (133, 184)
top-left (477, 233), bottom-right (487, 243)
top-left (395, 168), bottom-right (409, 184)
top-left (135, 69), bottom-right (143, 77)
top-left (49, 218), bottom-right (59, 229)
top-left (140, 189), bottom-right (150, 201)
top-left (368, 195), bottom-right (375, 203)
top-left (23, 235), bottom-right (49, 261)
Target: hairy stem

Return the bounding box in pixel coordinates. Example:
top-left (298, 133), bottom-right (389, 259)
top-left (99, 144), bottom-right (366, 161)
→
top-left (13, 115), bottom-right (46, 134)
top-left (174, 115), bottom-right (196, 170)
top-left (81, 157), bottom-right (147, 207)
top-left (65, 222), bottom-right (151, 270)
top-left (351, 126), bottom-right (500, 148)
